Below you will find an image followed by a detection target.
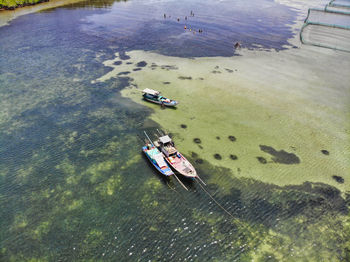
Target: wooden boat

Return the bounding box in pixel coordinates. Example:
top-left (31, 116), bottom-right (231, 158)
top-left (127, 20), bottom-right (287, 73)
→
top-left (155, 135), bottom-right (197, 178)
top-left (143, 143), bottom-right (174, 176)
top-left (142, 88), bottom-right (178, 107)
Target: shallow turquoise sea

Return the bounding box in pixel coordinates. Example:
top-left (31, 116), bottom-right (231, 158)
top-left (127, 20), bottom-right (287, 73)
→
top-left (0, 0), bottom-right (349, 260)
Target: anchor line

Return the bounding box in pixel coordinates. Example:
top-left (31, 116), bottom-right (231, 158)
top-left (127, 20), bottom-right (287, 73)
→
top-left (196, 180), bottom-right (236, 220)
top-left (174, 174), bottom-right (189, 191)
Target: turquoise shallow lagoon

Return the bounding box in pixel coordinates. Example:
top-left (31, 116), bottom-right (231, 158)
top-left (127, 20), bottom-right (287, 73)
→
top-left (0, 0), bottom-right (349, 261)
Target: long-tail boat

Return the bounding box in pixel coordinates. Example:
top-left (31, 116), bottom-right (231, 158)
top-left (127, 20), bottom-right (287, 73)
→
top-left (142, 88), bottom-right (178, 107)
top-left (155, 135), bottom-right (197, 178)
top-left (142, 143), bottom-right (174, 177)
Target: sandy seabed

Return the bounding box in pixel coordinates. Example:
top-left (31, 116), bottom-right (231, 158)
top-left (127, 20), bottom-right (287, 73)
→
top-left (96, 1), bottom-right (350, 192)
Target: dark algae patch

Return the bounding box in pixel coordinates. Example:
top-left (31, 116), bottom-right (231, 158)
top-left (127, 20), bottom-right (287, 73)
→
top-left (230, 154), bottom-right (238, 160)
top-left (228, 135), bottom-right (236, 142)
top-left (191, 152), bottom-right (198, 158)
top-left (117, 71), bottom-right (130, 75)
top-left (178, 76), bottom-right (192, 80)
top-left (195, 158), bottom-right (204, 164)
top-left (332, 176), bottom-right (344, 184)
top-left (216, 136), bottom-right (220, 140)
top-left (321, 149), bottom-right (330, 155)
top-left (193, 138), bottom-right (201, 144)
top-left (214, 153), bottom-right (222, 160)
top-left (119, 51), bottom-right (130, 60)
top-left (257, 156), bottom-right (267, 164)
top-left (136, 61), bottom-right (147, 67)
top-left (161, 65), bottom-right (178, 70)
top-left (259, 145), bottom-right (300, 164)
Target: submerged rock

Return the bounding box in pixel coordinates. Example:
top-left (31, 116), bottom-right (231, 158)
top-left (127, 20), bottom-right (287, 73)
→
top-left (180, 124), bottom-right (187, 129)
top-left (117, 71), bottom-right (130, 76)
top-left (259, 145), bottom-right (300, 164)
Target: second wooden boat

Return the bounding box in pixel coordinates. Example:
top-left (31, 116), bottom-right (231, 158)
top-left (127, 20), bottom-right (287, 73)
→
top-left (155, 135), bottom-right (197, 178)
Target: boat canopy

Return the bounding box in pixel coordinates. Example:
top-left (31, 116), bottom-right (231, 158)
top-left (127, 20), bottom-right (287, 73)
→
top-left (153, 153), bottom-right (167, 168)
top-left (159, 135), bottom-right (172, 144)
top-left (142, 88), bottom-right (160, 96)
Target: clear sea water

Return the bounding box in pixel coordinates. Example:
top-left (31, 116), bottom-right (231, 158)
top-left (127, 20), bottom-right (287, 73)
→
top-left (0, 0), bottom-right (349, 261)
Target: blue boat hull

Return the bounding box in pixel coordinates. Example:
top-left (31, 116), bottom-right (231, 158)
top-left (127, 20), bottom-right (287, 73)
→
top-left (143, 146), bottom-right (173, 176)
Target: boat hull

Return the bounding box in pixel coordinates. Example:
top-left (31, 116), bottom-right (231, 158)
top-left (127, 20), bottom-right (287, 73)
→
top-left (143, 146), bottom-right (174, 176)
top-left (164, 153), bottom-right (197, 178)
top-left (143, 94), bottom-right (178, 107)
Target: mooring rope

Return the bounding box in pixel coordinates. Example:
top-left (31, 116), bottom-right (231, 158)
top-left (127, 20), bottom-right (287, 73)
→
top-left (196, 180), bottom-right (236, 220)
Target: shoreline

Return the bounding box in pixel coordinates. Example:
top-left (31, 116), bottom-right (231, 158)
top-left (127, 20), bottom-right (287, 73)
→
top-left (0, 0), bottom-right (84, 27)
top-left (0, 0), bottom-right (50, 11)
